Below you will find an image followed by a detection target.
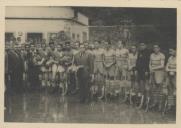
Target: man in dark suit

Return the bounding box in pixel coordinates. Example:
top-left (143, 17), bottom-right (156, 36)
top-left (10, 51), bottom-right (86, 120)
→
top-left (136, 43), bottom-right (151, 108)
top-left (74, 43), bottom-right (94, 103)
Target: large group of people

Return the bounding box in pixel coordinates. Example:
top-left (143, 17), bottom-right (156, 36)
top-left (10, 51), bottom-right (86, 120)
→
top-left (5, 37), bottom-right (176, 115)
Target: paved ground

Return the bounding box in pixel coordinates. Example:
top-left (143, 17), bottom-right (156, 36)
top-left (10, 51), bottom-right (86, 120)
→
top-left (4, 91), bottom-right (176, 124)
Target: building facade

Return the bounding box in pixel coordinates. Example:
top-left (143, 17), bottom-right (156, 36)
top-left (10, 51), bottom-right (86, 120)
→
top-left (5, 6), bottom-right (89, 44)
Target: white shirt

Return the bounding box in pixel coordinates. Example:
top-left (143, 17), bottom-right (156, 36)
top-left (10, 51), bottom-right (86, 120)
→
top-left (94, 48), bottom-right (104, 62)
top-left (115, 48), bottom-right (129, 58)
top-left (128, 52), bottom-right (138, 69)
top-left (150, 52), bottom-right (165, 71)
top-left (116, 48), bottom-right (129, 66)
top-left (166, 56), bottom-right (176, 72)
top-left (72, 49), bottom-right (79, 56)
top-left (103, 49), bottom-right (115, 64)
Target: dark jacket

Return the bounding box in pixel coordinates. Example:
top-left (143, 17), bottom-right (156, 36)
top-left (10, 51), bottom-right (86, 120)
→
top-left (136, 49), bottom-right (150, 72)
top-left (74, 51), bottom-right (94, 74)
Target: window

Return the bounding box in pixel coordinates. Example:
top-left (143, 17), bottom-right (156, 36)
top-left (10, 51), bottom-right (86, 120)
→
top-left (82, 32), bottom-right (87, 42)
top-left (77, 34), bottom-right (80, 41)
top-left (27, 33), bottom-right (43, 43)
top-left (72, 33), bottom-right (75, 40)
top-left (5, 32), bottom-right (14, 43)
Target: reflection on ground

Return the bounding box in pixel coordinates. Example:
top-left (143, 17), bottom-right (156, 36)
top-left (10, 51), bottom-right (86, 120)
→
top-left (4, 91), bottom-right (176, 124)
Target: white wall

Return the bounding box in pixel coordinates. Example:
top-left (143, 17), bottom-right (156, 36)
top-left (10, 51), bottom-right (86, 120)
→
top-left (5, 6), bottom-right (89, 43)
top-left (6, 19), bottom-right (66, 43)
top-left (6, 6), bottom-right (74, 19)
top-left (77, 12), bottom-right (89, 25)
top-left (6, 19), bottom-right (89, 43)
top-left (71, 22), bottom-right (89, 42)
top-left (6, 19), bottom-right (66, 32)
top-left (6, 6), bottom-right (89, 26)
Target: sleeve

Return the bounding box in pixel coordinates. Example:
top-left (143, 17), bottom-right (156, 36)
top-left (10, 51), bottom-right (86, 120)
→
top-left (165, 57), bottom-right (171, 71)
top-left (126, 49), bottom-right (129, 56)
top-left (128, 54), bottom-right (131, 70)
top-left (102, 51), bottom-right (105, 63)
top-left (73, 54), bottom-right (77, 65)
top-left (160, 53), bottom-right (165, 68)
top-left (71, 52), bottom-right (74, 65)
top-left (88, 53), bottom-right (94, 74)
top-left (149, 54), bottom-right (153, 71)
top-left (112, 50), bottom-right (116, 64)
top-left (5, 52), bottom-right (8, 73)
top-left (161, 53), bottom-right (166, 60)
top-left (112, 50), bottom-right (116, 56)
top-left (47, 50), bottom-right (51, 59)
top-left (135, 53), bottom-right (139, 70)
top-left (145, 51), bottom-right (151, 72)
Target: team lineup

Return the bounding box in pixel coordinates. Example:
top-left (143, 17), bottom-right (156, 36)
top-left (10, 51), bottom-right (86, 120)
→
top-left (5, 36), bottom-right (176, 116)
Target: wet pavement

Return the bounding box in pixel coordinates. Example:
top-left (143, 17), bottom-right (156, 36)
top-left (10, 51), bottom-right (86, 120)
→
top-left (4, 91), bottom-right (176, 124)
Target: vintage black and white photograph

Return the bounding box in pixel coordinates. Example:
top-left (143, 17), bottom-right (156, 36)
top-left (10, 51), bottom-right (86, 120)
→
top-left (4, 6), bottom-right (176, 124)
